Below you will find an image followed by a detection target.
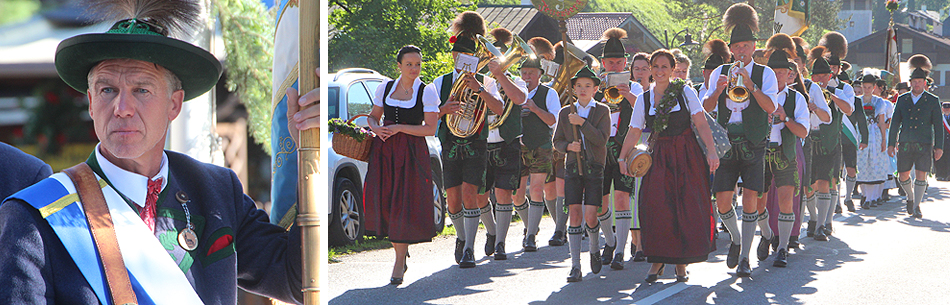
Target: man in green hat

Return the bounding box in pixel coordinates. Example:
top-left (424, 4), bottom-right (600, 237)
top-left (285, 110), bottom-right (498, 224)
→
top-left (888, 54), bottom-right (944, 219)
top-left (429, 11), bottom-right (524, 268)
top-left (553, 65), bottom-right (611, 282)
top-left (818, 31), bottom-right (856, 216)
top-left (701, 2), bottom-right (779, 277)
top-left (594, 27), bottom-right (643, 270)
top-left (0, 0), bottom-right (318, 303)
top-left (510, 52), bottom-right (562, 257)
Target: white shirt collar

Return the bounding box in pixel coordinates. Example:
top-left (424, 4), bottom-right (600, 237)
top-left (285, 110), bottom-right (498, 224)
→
top-left (911, 91), bottom-right (923, 104)
top-left (574, 98), bottom-right (595, 110)
top-left (392, 75), bottom-right (423, 96)
top-left (95, 143), bottom-right (169, 208)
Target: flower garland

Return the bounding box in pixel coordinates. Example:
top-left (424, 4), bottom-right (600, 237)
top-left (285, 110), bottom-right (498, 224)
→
top-left (885, 0), bottom-right (899, 13)
top-left (651, 78), bottom-right (687, 134)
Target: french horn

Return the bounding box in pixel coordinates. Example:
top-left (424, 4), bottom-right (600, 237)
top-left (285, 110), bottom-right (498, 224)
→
top-left (551, 42), bottom-right (601, 107)
top-left (445, 35), bottom-right (503, 138)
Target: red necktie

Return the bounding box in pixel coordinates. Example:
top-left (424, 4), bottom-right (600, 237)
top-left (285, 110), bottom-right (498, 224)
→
top-left (141, 177), bottom-right (163, 232)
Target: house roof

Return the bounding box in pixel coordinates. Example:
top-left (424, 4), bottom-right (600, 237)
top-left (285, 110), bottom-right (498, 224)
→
top-left (566, 13), bottom-right (632, 41)
top-left (909, 10), bottom-right (943, 23)
top-left (850, 23), bottom-right (950, 51)
top-left (477, 5), bottom-right (541, 35)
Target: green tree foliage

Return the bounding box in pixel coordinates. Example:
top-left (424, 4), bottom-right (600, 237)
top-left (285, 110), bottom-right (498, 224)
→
top-left (0, 0), bottom-right (40, 26)
top-left (330, 0), bottom-right (469, 81)
top-left (214, 0), bottom-right (275, 154)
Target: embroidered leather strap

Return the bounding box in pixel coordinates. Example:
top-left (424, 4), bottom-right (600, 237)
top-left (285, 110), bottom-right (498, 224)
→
top-left (63, 163), bottom-right (138, 305)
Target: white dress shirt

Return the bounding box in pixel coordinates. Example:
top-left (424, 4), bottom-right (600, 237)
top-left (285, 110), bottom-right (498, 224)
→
top-left (95, 143), bottom-right (168, 208)
top-left (629, 84), bottom-right (703, 130)
top-left (527, 84), bottom-right (561, 129)
top-left (372, 75), bottom-right (440, 113)
top-left (770, 86), bottom-right (811, 145)
top-left (487, 74), bottom-right (529, 143)
top-left (806, 81), bottom-right (833, 129)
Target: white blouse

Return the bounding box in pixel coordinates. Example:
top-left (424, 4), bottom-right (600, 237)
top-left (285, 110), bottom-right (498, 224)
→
top-left (628, 84), bottom-right (703, 130)
top-left (373, 76), bottom-right (441, 113)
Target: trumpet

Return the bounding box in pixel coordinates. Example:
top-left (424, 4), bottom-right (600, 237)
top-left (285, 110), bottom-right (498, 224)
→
top-left (445, 35), bottom-right (503, 138)
top-left (726, 61), bottom-right (750, 103)
top-left (601, 71), bottom-right (630, 106)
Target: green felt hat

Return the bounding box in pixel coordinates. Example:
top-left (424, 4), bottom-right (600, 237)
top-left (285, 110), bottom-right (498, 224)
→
top-left (519, 56), bottom-right (543, 73)
top-left (828, 55), bottom-right (841, 66)
top-left (451, 35), bottom-right (477, 54)
top-left (838, 71), bottom-right (851, 82)
top-left (910, 67), bottom-right (930, 79)
top-left (811, 57), bottom-right (832, 75)
top-left (766, 51), bottom-right (792, 70)
top-left (729, 25), bottom-right (757, 45)
top-left (703, 54), bottom-right (724, 70)
top-left (571, 65), bottom-right (600, 87)
top-left (601, 37), bottom-right (628, 59)
top-left (55, 19), bottom-right (222, 101)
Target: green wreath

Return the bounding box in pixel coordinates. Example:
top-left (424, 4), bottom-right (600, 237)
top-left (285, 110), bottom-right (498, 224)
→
top-left (651, 79), bottom-right (686, 134)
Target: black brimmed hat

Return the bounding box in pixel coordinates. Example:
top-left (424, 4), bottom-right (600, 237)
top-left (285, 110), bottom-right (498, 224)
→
top-left (910, 68), bottom-right (930, 79)
top-left (811, 57), bottom-right (832, 75)
top-left (766, 51), bottom-right (792, 70)
top-left (55, 18), bottom-right (222, 101)
top-left (571, 65), bottom-right (600, 87)
top-left (520, 56), bottom-right (543, 73)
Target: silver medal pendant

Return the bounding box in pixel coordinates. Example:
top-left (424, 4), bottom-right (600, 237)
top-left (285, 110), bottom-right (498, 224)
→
top-left (178, 227), bottom-right (199, 251)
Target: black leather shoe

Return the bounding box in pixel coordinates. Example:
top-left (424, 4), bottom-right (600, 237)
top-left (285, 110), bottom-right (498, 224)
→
top-left (454, 238), bottom-right (464, 264)
top-left (770, 235), bottom-right (779, 253)
top-left (861, 196), bottom-right (871, 209)
top-left (494, 242), bottom-right (507, 260)
top-left (773, 248), bottom-right (788, 267)
top-left (727, 243), bottom-right (741, 268)
top-left (845, 199), bottom-right (856, 212)
top-left (610, 253), bottom-right (624, 270)
top-left (736, 258), bottom-right (752, 277)
top-left (806, 220), bottom-right (816, 237)
top-left (906, 200), bottom-right (914, 215)
top-left (524, 234), bottom-right (537, 252)
top-left (390, 277), bottom-right (403, 285)
top-left (633, 250), bottom-right (646, 262)
top-left (567, 266), bottom-right (582, 282)
top-left (601, 242), bottom-right (616, 265)
top-left (459, 248), bottom-right (476, 268)
top-left (913, 206), bottom-right (922, 219)
top-left (814, 226), bottom-right (828, 241)
top-left (548, 230), bottom-right (566, 246)
top-left (757, 236), bottom-right (771, 261)
top-left (645, 273), bottom-right (658, 284)
top-left (590, 251), bottom-right (603, 274)
top-left (676, 271), bottom-right (690, 282)
top-left (823, 223), bottom-right (833, 236)
top-left (835, 203), bottom-right (842, 214)
top-left (788, 236), bottom-right (800, 249)
top-left (485, 233), bottom-right (496, 256)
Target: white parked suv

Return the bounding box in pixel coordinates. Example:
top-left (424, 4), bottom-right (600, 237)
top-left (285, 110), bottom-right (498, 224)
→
top-left (328, 68), bottom-right (447, 246)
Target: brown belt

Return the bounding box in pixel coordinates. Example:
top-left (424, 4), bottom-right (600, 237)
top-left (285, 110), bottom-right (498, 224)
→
top-left (63, 163), bottom-right (138, 305)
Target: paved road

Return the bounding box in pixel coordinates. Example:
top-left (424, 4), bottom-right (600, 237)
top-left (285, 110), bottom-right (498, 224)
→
top-left (328, 180), bottom-right (950, 304)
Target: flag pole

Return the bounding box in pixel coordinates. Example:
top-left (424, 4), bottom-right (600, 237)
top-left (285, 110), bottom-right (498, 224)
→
top-left (297, 0), bottom-right (322, 303)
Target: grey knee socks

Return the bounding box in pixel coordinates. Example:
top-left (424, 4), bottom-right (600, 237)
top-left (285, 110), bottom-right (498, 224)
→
top-left (598, 209), bottom-right (615, 247)
top-left (555, 197), bottom-right (568, 233)
top-left (914, 180), bottom-right (928, 211)
top-left (825, 190), bottom-right (838, 225)
top-left (805, 193), bottom-right (818, 221)
top-left (449, 209), bottom-right (465, 241)
top-left (816, 193), bottom-right (832, 228)
top-left (614, 210), bottom-right (632, 256)
top-left (528, 200), bottom-right (545, 236)
top-left (740, 211), bottom-right (758, 260)
top-left (777, 212), bottom-right (795, 249)
top-left (757, 209), bottom-right (772, 240)
top-left (463, 208), bottom-right (481, 251)
top-left (480, 205), bottom-right (496, 236)
top-left (586, 223), bottom-right (601, 254)
top-left (719, 207), bottom-right (741, 245)
top-left (568, 226), bottom-right (583, 268)
top-left (495, 204), bottom-right (513, 245)
top-left (899, 178), bottom-right (914, 206)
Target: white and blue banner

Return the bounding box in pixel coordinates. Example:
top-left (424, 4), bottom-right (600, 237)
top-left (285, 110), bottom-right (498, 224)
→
top-left (270, 0), bottom-right (300, 229)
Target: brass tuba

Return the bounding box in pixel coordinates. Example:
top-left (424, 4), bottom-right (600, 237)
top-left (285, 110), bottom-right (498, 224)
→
top-left (446, 35), bottom-right (503, 138)
top-left (551, 42), bottom-right (601, 106)
top-left (726, 61), bottom-right (750, 103)
top-left (487, 35), bottom-right (535, 130)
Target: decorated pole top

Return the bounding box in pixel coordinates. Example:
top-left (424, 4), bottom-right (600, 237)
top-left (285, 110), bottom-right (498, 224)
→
top-left (531, 0), bottom-right (587, 21)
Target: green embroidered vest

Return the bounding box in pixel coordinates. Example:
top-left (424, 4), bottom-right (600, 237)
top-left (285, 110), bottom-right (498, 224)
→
top-left (716, 63), bottom-right (769, 143)
top-left (521, 85), bottom-right (553, 149)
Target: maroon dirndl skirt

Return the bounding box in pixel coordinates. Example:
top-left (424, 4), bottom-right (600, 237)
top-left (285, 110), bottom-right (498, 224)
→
top-left (362, 131), bottom-right (435, 244)
top-left (639, 128), bottom-right (716, 264)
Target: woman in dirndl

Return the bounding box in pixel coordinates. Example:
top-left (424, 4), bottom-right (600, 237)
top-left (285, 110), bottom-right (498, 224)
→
top-left (619, 49), bottom-right (719, 283)
top-left (855, 74), bottom-right (892, 208)
top-left (363, 45), bottom-right (440, 285)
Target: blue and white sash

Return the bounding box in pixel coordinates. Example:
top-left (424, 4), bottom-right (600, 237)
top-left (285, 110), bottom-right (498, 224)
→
top-left (8, 172), bottom-right (203, 305)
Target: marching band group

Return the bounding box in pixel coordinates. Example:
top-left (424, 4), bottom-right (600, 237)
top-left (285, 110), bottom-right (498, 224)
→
top-left (363, 3), bottom-right (945, 286)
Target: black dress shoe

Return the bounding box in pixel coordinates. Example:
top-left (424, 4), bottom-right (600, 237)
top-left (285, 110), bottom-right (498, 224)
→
top-left (548, 230), bottom-right (566, 246)
top-left (459, 248), bottom-right (476, 268)
top-left (913, 206), bottom-right (922, 219)
top-left (645, 273), bottom-right (658, 284)
top-left (494, 242), bottom-right (507, 260)
top-left (633, 250), bottom-right (646, 262)
top-left (390, 277), bottom-right (403, 285)
top-left (610, 253), bottom-right (624, 270)
top-left (590, 251), bottom-right (603, 274)
top-left (835, 203), bottom-right (843, 214)
top-left (736, 258), bottom-right (752, 277)
top-left (788, 236), bottom-right (800, 249)
top-left (845, 199), bottom-right (856, 212)
top-left (814, 226), bottom-right (828, 241)
top-left (823, 223), bottom-right (833, 236)
top-left (861, 196), bottom-right (871, 209)
top-left (567, 266), bottom-right (582, 282)
top-left (485, 233), bottom-right (496, 256)
top-left (601, 242), bottom-right (616, 265)
top-left (454, 238), bottom-right (464, 264)
top-left (806, 220), bottom-right (816, 237)
top-left (757, 236), bottom-right (771, 261)
top-left (523, 234), bottom-right (537, 252)
top-left (676, 271), bottom-right (689, 282)
top-left (770, 235), bottom-right (779, 252)
top-left (773, 248), bottom-right (788, 267)
top-left (726, 243), bottom-right (741, 268)
top-left (906, 200), bottom-right (914, 215)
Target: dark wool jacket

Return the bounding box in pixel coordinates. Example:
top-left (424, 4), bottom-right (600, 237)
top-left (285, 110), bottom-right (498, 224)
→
top-left (0, 142), bottom-right (52, 201)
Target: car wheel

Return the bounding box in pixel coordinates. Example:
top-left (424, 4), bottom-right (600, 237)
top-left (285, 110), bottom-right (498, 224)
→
top-left (329, 177), bottom-right (363, 246)
top-left (432, 165), bottom-right (446, 235)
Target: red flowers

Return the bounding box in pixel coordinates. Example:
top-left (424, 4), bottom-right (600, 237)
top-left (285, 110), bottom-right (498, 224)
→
top-left (449, 35), bottom-right (458, 44)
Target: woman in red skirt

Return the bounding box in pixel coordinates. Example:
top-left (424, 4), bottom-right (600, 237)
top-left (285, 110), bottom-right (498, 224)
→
top-left (619, 49), bottom-right (720, 283)
top-left (363, 45), bottom-right (440, 285)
